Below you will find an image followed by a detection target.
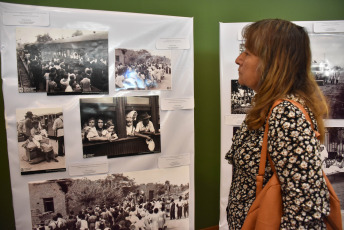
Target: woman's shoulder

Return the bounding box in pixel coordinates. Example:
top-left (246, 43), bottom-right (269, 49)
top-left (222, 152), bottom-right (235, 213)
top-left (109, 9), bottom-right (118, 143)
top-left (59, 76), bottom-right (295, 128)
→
top-left (270, 95), bottom-right (318, 129)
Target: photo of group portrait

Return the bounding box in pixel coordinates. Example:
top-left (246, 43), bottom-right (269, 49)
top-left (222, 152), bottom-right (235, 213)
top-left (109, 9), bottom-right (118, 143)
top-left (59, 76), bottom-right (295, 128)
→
top-left (80, 95), bottom-right (161, 158)
top-left (16, 27), bottom-right (109, 95)
top-left (16, 107), bottom-right (66, 175)
top-left (115, 49), bottom-right (172, 91)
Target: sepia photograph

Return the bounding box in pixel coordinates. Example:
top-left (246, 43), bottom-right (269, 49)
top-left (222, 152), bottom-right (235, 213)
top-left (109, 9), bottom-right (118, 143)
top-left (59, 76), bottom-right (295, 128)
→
top-left (16, 107), bottom-right (66, 175)
top-left (231, 80), bottom-right (255, 114)
top-left (319, 127), bottom-right (344, 210)
top-left (80, 96), bottom-right (161, 158)
top-left (16, 27), bottom-right (109, 95)
top-left (310, 34), bottom-right (344, 119)
top-left (28, 165), bottom-right (190, 229)
top-left (115, 49), bottom-right (172, 91)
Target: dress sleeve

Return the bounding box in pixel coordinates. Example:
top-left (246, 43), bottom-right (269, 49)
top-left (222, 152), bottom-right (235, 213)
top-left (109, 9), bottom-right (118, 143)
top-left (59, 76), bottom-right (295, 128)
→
top-left (267, 101), bottom-right (330, 229)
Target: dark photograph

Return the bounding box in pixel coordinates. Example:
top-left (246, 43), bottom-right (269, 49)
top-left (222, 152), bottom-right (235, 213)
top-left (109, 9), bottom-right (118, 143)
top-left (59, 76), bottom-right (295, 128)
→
top-left (320, 127), bottom-right (344, 209)
top-left (231, 80), bottom-right (255, 114)
top-left (310, 34), bottom-right (344, 119)
top-left (115, 49), bottom-right (172, 91)
top-left (16, 107), bottom-right (66, 175)
top-left (28, 166), bottom-right (189, 229)
top-left (16, 27), bottom-right (109, 95)
top-left (80, 96), bottom-right (161, 158)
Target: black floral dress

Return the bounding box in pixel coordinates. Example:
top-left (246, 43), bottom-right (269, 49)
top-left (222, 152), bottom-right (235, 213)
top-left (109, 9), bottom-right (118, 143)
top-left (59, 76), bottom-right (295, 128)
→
top-left (225, 96), bottom-right (330, 229)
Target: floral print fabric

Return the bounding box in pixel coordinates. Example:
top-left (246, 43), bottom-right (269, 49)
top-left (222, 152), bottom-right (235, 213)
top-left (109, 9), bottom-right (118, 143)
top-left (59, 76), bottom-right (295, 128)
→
top-left (225, 96), bottom-right (330, 229)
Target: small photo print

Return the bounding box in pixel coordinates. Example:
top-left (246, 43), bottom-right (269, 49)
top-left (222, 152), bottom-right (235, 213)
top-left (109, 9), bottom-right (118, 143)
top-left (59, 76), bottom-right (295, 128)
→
top-left (80, 96), bottom-right (161, 158)
top-left (310, 34), bottom-right (344, 119)
top-left (28, 165), bottom-right (190, 229)
top-left (16, 27), bottom-right (109, 95)
top-left (16, 107), bottom-right (66, 175)
top-left (231, 80), bottom-right (255, 114)
top-left (115, 49), bottom-right (172, 91)
top-left (321, 127), bottom-right (344, 209)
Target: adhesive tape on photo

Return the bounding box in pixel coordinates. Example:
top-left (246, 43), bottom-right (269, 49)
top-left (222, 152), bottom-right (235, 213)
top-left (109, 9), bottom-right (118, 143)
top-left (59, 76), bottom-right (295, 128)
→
top-left (146, 139), bottom-right (155, 151)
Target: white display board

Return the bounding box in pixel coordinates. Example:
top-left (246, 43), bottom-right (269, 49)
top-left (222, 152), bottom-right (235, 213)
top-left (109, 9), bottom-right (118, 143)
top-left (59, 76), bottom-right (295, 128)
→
top-left (0, 2), bottom-right (194, 229)
top-left (219, 20), bottom-right (344, 229)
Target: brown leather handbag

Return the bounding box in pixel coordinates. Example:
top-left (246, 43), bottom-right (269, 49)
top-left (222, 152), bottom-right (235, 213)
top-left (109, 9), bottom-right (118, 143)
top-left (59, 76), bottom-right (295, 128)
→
top-left (241, 99), bottom-right (342, 230)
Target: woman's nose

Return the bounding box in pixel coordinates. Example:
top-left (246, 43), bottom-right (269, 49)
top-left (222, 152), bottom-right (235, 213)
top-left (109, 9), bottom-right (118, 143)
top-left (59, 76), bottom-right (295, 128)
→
top-left (235, 53), bottom-right (244, 65)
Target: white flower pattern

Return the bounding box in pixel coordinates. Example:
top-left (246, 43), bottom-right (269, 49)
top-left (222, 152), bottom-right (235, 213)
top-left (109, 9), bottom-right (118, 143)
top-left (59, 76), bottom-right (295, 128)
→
top-left (225, 96), bottom-right (330, 229)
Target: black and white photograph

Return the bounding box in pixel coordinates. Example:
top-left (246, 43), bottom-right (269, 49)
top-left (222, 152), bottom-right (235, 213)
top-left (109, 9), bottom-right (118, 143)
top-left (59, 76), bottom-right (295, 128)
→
top-left (310, 34), bottom-right (344, 119)
top-left (115, 49), bottom-right (172, 91)
top-left (16, 107), bottom-right (66, 175)
top-left (28, 165), bottom-right (190, 229)
top-left (16, 27), bottom-right (109, 95)
top-left (231, 80), bottom-right (255, 114)
top-left (320, 127), bottom-right (344, 210)
top-left (80, 96), bottom-right (161, 158)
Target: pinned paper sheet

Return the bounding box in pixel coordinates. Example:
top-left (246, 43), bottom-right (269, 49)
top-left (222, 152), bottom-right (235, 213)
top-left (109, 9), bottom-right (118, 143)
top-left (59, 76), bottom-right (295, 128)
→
top-left (314, 21), bottom-right (344, 33)
top-left (225, 114), bottom-right (245, 126)
top-left (3, 11), bottom-right (50, 26)
top-left (161, 98), bottom-right (194, 110)
top-left (69, 161), bottom-right (109, 176)
top-left (158, 154), bottom-right (190, 168)
top-left (156, 38), bottom-right (190, 50)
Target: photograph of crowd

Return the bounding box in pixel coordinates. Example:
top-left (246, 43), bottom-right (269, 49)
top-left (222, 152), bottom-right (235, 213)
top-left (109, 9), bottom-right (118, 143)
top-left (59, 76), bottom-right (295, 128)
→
top-left (16, 107), bottom-right (66, 175)
top-left (16, 27), bottom-right (109, 94)
top-left (309, 34), bottom-right (344, 119)
top-left (28, 165), bottom-right (190, 230)
top-left (318, 127), bottom-right (344, 209)
top-left (115, 49), bottom-right (172, 91)
top-left (80, 96), bottom-right (161, 158)
top-left (231, 80), bottom-right (255, 114)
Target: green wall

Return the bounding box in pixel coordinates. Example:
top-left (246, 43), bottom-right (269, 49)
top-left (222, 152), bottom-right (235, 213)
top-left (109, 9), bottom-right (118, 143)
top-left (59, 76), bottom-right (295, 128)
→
top-left (1, 0), bottom-right (343, 229)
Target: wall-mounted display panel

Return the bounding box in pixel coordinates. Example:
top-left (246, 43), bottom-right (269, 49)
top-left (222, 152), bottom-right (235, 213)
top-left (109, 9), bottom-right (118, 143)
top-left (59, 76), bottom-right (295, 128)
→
top-left (219, 20), bottom-right (344, 229)
top-left (0, 2), bottom-right (194, 229)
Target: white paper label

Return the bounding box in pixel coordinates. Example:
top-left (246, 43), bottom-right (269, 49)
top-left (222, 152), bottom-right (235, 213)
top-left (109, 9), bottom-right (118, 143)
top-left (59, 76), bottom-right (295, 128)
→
top-left (156, 38), bottom-right (190, 50)
top-left (225, 115), bottom-right (245, 126)
top-left (3, 12), bottom-right (50, 26)
top-left (161, 98), bottom-right (194, 110)
top-left (158, 154), bottom-right (190, 168)
top-left (314, 21), bottom-right (344, 33)
top-left (69, 161), bottom-right (109, 176)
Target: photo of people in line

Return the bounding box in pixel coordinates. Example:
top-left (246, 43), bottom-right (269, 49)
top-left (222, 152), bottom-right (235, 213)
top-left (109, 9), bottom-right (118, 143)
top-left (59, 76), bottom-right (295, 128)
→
top-left (115, 49), bottom-right (172, 91)
top-left (16, 27), bottom-right (109, 94)
top-left (16, 107), bottom-right (66, 175)
top-left (80, 96), bottom-right (161, 158)
top-left (28, 166), bottom-right (189, 230)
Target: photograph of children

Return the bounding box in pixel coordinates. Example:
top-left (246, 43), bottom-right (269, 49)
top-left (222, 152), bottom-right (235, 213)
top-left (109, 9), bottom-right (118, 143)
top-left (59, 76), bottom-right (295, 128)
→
top-left (319, 127), bottom-right (344, 209)
top-left (80, 96), bottom-right (161, 158)
top-left (231, 80), bottom-right (255, 114)
top-left (16, 27), bottom-right (109, 95)
top-left (115, 49), bottom-right (172, 91)
top-left (309, 34), bottom-right (344, 119)
top-left (28, 165), bottom-right (189, 229)
top-left (16, 107), bottom-right (66, 175)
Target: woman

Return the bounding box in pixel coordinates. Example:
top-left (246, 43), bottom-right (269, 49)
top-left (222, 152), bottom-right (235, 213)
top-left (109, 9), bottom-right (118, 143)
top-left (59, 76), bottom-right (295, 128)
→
top-left (226, 19), bottom-right (330, 229)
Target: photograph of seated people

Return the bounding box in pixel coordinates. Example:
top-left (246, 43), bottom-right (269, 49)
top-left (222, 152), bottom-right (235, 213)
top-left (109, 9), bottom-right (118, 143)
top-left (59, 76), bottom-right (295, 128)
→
top-left (80, 96), bottom-right (161, 158)
top-left (16, 109), bottom-right (66, 174)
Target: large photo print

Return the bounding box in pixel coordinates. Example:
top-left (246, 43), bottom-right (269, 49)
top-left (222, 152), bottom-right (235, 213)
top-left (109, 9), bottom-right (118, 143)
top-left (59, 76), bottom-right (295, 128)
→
top-left (16, 27), bottom-right (109, 95)
top-left (28, 166), bottom-right (190, 229)
top-left (115, 49), bottom-right (172, 91)
top-left (310, 34), bottom-right (344, 119)
top-left (320, 127), bottom-right (344, 210)
top-left (80, 96), bottom-right (161, 158)
top-left (16, 107), bottom-right (66, 175)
